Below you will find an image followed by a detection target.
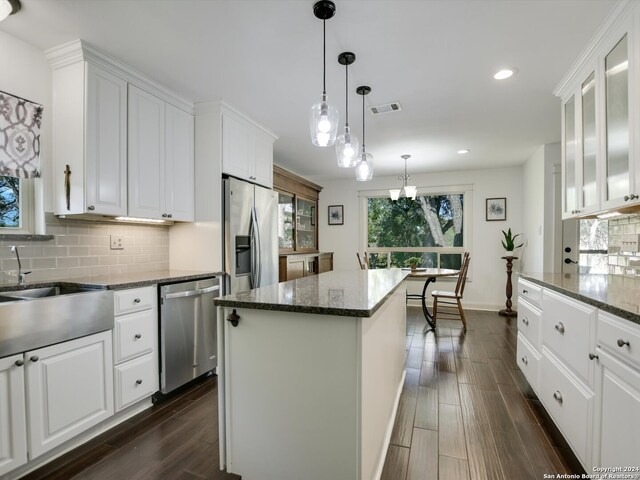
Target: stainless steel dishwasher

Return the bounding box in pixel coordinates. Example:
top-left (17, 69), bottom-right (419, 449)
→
top-left (159, 277), bottom-right (220, 394)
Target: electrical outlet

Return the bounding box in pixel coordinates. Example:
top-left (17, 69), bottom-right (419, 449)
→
top-left (110, 235), bottom-right (124, 250)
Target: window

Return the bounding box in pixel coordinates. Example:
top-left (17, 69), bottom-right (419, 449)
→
top-left (365, 188), bottom-right (469, 270)
top-left (579, 219), bottom-right (608, 274)
top-left (0, 176), bottom-right (20, 228)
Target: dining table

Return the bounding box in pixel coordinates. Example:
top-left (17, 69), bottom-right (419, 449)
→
top-left (405, 267), bottom-right (460, 331)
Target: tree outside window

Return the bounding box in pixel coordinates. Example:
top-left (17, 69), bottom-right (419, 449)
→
top-left (579, 219), bottom-right (608, 273)
top-left (0, 176), bottom-right (20, 228)
top-left (367, 193), bottom-right (465, 269)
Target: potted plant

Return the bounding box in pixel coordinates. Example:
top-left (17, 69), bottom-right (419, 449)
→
top-left (404, 256), bottom-right (422, 271)
top-left (501, 228), bottom-right (523, 255)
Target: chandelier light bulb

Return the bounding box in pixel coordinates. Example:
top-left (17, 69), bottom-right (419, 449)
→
top-left (389, 189), bottom-right (401, 201)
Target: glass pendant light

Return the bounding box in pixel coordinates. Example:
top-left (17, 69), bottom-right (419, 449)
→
top-left (336, 52), bottom-right (359, 167)
top-left (310, 1), bottom-right (339, 147)
top-left (389, 155), bottom-right (417, 200)
top-left (355, 85), bottom-right (373, 181)
top-left (0, 0), bottom-right (20, 22)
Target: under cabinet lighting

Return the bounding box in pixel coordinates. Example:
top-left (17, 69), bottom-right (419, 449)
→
top-left (114, 217), bottom-right (167, 224)
top-left (597, 211), bottom-right (622, 219)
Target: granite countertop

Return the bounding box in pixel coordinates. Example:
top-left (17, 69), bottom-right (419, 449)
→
top-left (215, 268), bottom-right (409, 317)
top-left (0, 270), bottom-right (224, 293)
top-left (519, 273), bottom-right (640, 325)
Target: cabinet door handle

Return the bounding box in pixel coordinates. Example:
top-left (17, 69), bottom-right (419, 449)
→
top-left (134, 333), bottom-right (142, 340)
top-left (521, 355), bottom-right (528, 365)
top-left (553, 390), bottom-right (563, 404)
top-left (617, 339), bottom-right (630, 348)
top-left (15, 359), bottom-right (24, 367)
top-left (87, 205), bottom-right (95, 211)
top-left (162, 213), bottom-right (168, 218)
top-left (30, 355), bottom-right (39, 362)
top-left (554, 322), bottom-right (565, 334)
top-left (631, 194), bottom-right (639, 200)
top-left (136, 379), bottom-right (143, 385)
top-left (588, 352), bottom-right (599, 360)
top-left (134, 298), bottom-right (141, 304)
top-left (522, 289), bottom-right (528, 294)
top-left (522, 317), bottom-right (529, 326)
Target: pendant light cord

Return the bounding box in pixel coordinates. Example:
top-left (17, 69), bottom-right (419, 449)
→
top-left (345, 64), bottom-right (349, 125)
top-left (362, 92), bottom-right (366, 148)
top-left (323, 19), bottom-right (326, 95)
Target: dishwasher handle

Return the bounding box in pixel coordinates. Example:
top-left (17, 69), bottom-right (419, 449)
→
top-left (163, 285), bottom-right (220, 300)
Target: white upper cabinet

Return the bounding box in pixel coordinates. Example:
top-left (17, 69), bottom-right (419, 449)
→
top-left (221, 106), bottom-right (276, 188)
top-left (47, 40), bottom-right (195, 221)
top-left (128, 85), bottom-right (165, 219)
top-left (556, 6), bottom-right (640, 217)
top-left (165, 104), bottom-right (195, 221)
top-left (51, 61), bottom-right (128, 216)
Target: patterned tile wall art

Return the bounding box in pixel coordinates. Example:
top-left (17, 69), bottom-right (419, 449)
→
top-left (0, 90), bottom-right (43, 178)
top-left (0, 214), bottom-right (169, 283)
top-left (608, 214), bottom-right (640, 278)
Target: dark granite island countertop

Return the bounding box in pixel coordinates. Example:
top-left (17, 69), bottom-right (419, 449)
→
top-left (0, 269), bottom-right (224, 293)
top-left (215, 268), bottom-right (409, 317)
top-left (518, 273), bottom-right (640, 325)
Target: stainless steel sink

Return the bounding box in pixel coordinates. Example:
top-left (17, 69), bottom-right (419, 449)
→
top-left (0, 285), bottom-right (114, 357)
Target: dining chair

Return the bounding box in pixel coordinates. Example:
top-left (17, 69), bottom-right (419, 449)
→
top-left (356, 252), bottom-right (369, 270)
top-left (431, 252), bottom-right (470, 330)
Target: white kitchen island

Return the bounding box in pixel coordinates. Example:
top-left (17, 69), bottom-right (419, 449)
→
top-left (215, 269), bottom-right (408, 480)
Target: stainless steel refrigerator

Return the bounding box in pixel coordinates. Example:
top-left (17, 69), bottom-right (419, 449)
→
top-left (223, 177), bottom-right (278, 294)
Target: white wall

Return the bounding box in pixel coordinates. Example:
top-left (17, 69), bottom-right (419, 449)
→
top-left (543, 143), bottom-right (562, 273)
top-left (315, 166), bottom-right (524, 310)
top-left (0, 30), bottom-right (53, 230)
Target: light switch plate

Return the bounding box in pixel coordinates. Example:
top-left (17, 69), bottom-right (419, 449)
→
top-left (110, 235), bottom-right (124, 250)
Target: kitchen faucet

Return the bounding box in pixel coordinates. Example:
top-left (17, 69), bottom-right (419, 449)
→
top-left (10, 246), bottom-right (31, 286)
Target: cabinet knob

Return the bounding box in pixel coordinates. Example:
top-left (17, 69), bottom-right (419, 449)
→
top-left (617, 339), bottom-right (630, 348)
top-left (553, 390), bottom-right (563, 404)
top-left (167, 214), bottom-right (172, 219)
top-left (134, 298), bottom-right (141, 304)
top-left (624, 195), bottom-right (630, 201)
top-left (30, 355), bottom-right (39, 362)
top-left (87, 205), bottom-right (95, 211)
top-left (521, 355), bottom-right (528, 365)
top-left (522, 317), bottom-right (529, 326)
top-left (162, 213), bottom-right (168, 218)
top-left (136, 379), bottom-right (143, 385)
top-left (134, 333), bottom-right (142, 340)
top-left (522, 289), bottom-right (528, 294)
top-left (631, 194), bottom-right (639, 200)
top-left (15, 359), bottom-right (24, 367)
top-left (588, 352), bottom-right (599, 360)
top-left (554, 322), bottom-right (565, 334)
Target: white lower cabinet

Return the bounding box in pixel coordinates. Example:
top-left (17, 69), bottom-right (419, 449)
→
top-left (539, 349), bottom-right (593, 467)
top-left (113, 286), bottom-right (159, 413)
top-left (0, 354), bottom-right (28, 476)
top-left (25, 330), bottom-right (114, 459)
top-left (516, 334), bottom-right (540, 392)
top-left (592, 349), bottom-right (640, 469)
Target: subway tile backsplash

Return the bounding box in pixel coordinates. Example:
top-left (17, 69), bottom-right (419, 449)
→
top-left (0, 214), bottom-right (169, 284)
top-left (608, 214), bottom-right (640, 278)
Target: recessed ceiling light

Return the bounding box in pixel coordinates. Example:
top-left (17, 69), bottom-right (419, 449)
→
top-left (0, 0), bottom-right (21, 22)
top-left (494, 67), bottom-right (518, 80)
top-left (457, 149), bottom-right (470, 154)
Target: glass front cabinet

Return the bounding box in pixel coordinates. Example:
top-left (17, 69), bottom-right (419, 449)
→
top-left (559, 14), bottom-right (640, 219)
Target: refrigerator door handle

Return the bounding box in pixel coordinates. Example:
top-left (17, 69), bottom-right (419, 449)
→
top-left (249, 208), bottom-right (257, 289)
top-left (254, 207), bottom-right (262, 288)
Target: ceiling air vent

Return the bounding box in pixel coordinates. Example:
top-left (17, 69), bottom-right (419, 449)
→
top-left (369, 102), bottom-right (402, 115)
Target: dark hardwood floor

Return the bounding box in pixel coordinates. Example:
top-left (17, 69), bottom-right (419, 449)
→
top-left (381, 307), bottom-right (585, 480)
top-left (23, 307), bottom-right (583, 480)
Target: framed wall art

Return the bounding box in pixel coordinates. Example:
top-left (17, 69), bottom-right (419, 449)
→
top-left (486, 197), bottom-right (507, 221)
top-left (328, 205), bottom-right (344, 225)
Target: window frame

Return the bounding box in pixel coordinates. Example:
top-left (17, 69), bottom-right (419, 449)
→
top-left (359, 184), bottom-right (473, 275)
top-left (0, 177), bottom-right (34, 234)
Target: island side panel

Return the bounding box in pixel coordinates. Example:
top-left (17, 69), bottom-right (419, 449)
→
top-left (224, 308), bottom-right (359, 480)
top-left (359, 286), bottom-right (407, 480)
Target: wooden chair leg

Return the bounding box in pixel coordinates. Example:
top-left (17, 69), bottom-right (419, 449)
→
top-left (432, 296), bottom-right (438, 323)
top-left (457, 298), bottom-right (467, 331)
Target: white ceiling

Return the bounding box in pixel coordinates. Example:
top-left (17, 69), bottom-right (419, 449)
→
top-left (0, 0), bottom-right (617, 181)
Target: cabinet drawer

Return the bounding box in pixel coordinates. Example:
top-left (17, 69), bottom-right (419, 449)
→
top-left (597, 311), bottom-right (640, 368)
top-left (517, 334), bottom-right (540, 393)
top-left (539, 350), bottom-right (593, 466)
top-left (517, 279), bottom-right (542, 308)
top-left (542, 289), bottom-right (596, 384)
top-left (518, 298), bottom-right (541, 350)
top-left (114, 286), bottom-right (155, 315)
top-left (114, 353), bottom-right (158, 411)
top-left (114, 309), bottom-right (155, 363)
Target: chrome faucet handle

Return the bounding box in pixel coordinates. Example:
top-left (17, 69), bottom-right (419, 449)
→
top-left (18, 271), bottom-right (32, 286)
